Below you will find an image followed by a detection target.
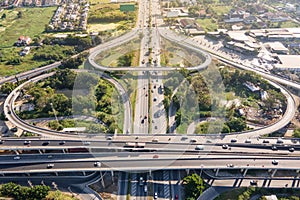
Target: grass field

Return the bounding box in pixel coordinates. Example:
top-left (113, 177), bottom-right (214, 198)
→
top-left (211, 5), bottom-right (232, 15)
top-left (196, 18), bottom-right (218, 32)
top-left (0, 7), bottom-right (56, 48)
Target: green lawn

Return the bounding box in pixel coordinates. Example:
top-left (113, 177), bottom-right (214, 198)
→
top-left (0, 7), bottom-right (56, 48)
top-left (196, 18), bottom-right (218, 32)
top-left (211, 5), bottom-right (232, 15)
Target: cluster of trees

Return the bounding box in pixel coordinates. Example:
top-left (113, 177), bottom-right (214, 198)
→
top-left (33, 45), bottom-right (75, 62)
top-left (22, 85), bottom-right (72, 118)
top-left (117, 53), bottom-right (134, 67)
top-left (48, 119), bottom-right (75, 131)
top-left (220, 67), bottom-right (286, 114)
top-left (60, 52), bottom-right (88, 69)
top-left (94, 79), bottom-right (120, 133)
top-left (183, 174), bottom-right (205, 200)
top-left (0, 182), bottom-right (50, 200)
top-left (44, 69), bottom-right (76, 90)
top-left (43, 35), bottom-right (101, 52)
top-left (0, 82), bottom-right (18, 94)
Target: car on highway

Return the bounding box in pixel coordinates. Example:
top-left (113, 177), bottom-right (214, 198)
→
top-left (195, 145), bottom-right (204, 150)
top-left (250, 180), bottom-right (258, 186)
top-left (245, 139), bottom-right (251, 143)
top-left (277, 138), bottom-right (284, 144)
top-left (271, 146), bottom-right (278, 151)
top-left (154, 192), bottom-right (158, 199)
top-left (10, 127), bottom-right (18, 132)
top-left (272, 160), bottom-right (278, 165)
top-left (83, 141), bottom-right (90, 145)
top-left (262, 140), bottom-right (269, 143)
top-left (24, 140), bottom-right (31, 145)
top-left (42, 141), bottom-right (50, 146)
top-left (47, 164), bottom-right (54, 168)
top-left (227, 163), bottom-right (234, 167)
top-left (94, 162), bottom-right (101, 167)
top-left (139, 177), bottom-right (143, 186)
top-left (141, 119), bottom-right (144, 124)
top-left (59, 141), bottom-right (66, 145)
top-left (222, 144), bottom-right (229, 149)
top-left (153, 155), bottom-right (159, 159)
top-left (0, 140), bottom-right (4, 144)
top-left (152, 139), bottom-right (158, 143)
top-left (13, 156), bottom-right (20, 160)
top-left (154, 125), bottom-right (158, 129)
top-left (289, 147), bottom-right (295, 152)
top-left (144, 185), bottom-right (147, 193)
top-left (231, 138), bottom-right (237, 143)
top-left (106, 136), bottom-right (113, 140)
top-left (153, 97), bottom-right (157, 102)
top-left (190, 138), bottom-right (197, 143)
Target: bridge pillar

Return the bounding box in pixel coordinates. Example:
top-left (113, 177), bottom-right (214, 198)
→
top-left (185, 169), bottom-right (189, 174)
top-left (82, 171), bottom-right (86, 176)
top-left (100, 171), bottom-right (105, 188)
top-left (111, 171), bottom-right (114, 184)
top-left (55, 172), bottom-right (58, 176)
top-left (26, 173), bottom-right (30, 176)
top-left (149, 170), bottom-right (152, 178)
top-left (242, 169), bottom-right (248, 177)
top-left (14, 150), bottom-right (19, 155)
top-left (62, 149), bottom-right (66, 154)
top-left (38, 150), bottom-right (43, 154)
top-left (215, 168), bottom-right (219, 176)
top-left (271, 169), bottom-right (277, 177)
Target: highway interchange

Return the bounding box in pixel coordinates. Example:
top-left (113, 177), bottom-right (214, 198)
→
top-left (1, 0), bottom-right (300, 199)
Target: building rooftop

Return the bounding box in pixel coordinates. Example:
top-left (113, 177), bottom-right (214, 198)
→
top-left (227, 31), bottom-right (249, 41)
top-left (276, 55), bottom-right (300, 69)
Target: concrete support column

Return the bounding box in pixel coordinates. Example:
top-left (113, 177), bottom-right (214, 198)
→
top-left (62, 149), bottom-right (66, 154)
top-left (26, 173), bottom-right (30, 176)
top-left (271, 169), bottom-right (277, 177)
top-left (14, 150), bottom-right (19, 155)
top-left (100, 171), bottom-right (105, 188)
top-left (82, 171), bottom-right (86, 176)
top-left (215, 168), bottom-right (219, 176)
top-left (55, 172), bottom-right (58, 176)
top-left (186, 169), bottom-right (189, 174)
top-left (38, 150), bottom-right (43, 154)
top-left (243, 169), bottom-right (248, 177)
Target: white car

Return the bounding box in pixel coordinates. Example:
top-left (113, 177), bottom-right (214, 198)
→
top-left (154, 192), bottom-right (158, 199)
top-left (13, 156), bottom-right (20, 160)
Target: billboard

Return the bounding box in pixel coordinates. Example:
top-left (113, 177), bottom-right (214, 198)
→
top-left (120, 4), bottom-right (135, 12)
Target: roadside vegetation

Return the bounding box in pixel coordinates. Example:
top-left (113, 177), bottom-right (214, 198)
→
top-left (215, 186), bottom-right (300, 200)
top-left (16, 69), bottom-right (122, 133)
top-left (163, 63), bottom-right (287, 134)
top-left (0, 182), bottom-right (79, 200)
top-left (183, 173), bottom-right (206, 200)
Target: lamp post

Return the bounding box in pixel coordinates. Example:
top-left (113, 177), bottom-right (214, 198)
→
top-left (50, 103), bottom-right (58, 124)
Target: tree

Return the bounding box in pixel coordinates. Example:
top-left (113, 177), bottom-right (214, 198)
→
top-left (0, 82), bottom-right (17, 94)
top-left (226, 117), bottom-right (246, 132)
top-left (1, 13), bottom-right (6, 19)
top-left (183, 174), bottom-right (205, 199)
top-left (293, 128), bottom-right (300, 138)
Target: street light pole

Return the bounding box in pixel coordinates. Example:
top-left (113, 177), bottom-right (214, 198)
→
top-left (50, 103), bottom-right (59, 124)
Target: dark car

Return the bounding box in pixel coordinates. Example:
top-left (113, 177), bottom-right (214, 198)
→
top-left (42, 141), bottom-right (50, 146)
